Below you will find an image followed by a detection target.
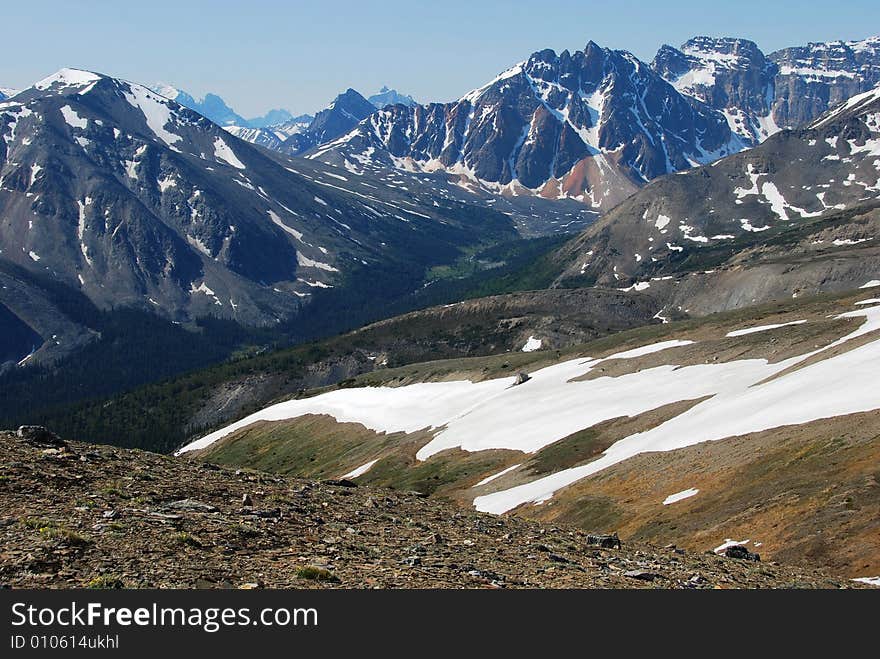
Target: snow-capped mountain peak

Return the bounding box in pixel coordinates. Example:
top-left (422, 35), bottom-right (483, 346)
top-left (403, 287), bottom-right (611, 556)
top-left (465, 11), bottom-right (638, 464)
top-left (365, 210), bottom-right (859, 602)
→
top-left (33, 68), bottom-right (103, 92)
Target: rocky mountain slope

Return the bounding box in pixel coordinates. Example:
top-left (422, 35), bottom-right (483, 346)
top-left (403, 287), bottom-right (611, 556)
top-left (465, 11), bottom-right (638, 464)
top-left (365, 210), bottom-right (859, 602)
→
top-left (179, 290), bottom-right (880, 579)
top-left (0, 429), bottom-right (856, 588)
top-left (0, 68), bottom-right (517, 365)
top-left (653, 36), bottom-right (880, 145)
top-left (551, 85), bottom-right (880, 310)
top-left (771, 36), bottom-right (880, 127)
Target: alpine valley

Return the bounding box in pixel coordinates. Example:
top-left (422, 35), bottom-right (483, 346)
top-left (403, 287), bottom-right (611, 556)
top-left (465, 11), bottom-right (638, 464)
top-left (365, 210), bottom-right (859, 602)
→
top-left (2, 30), bottom-right (880, 590)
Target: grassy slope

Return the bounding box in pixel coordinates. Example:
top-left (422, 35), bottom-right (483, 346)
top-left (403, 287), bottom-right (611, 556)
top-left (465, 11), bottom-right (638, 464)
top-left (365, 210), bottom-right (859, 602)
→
top-left (192, 288), bottom-right (880, 575)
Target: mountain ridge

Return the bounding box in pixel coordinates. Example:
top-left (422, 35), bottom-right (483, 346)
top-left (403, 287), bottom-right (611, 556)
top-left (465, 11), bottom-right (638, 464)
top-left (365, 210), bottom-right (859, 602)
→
top-left (307, 34), bottom-right (880, 210)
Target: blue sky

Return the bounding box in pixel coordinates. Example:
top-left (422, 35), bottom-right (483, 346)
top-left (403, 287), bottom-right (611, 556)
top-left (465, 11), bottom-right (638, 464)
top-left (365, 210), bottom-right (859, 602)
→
top-left (2, 0), bottom-right (878, 116)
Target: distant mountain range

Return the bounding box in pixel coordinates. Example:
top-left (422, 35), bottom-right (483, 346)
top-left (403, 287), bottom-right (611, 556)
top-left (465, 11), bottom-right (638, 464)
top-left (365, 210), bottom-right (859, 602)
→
top-left (149, 83), bottom-right (307, 128)
top-left (150, 82), bottom-right (416, 127)
top-left (151, 36), bottom-right (878, 216)
top-left (368, 86), bottom-right (417, 108)
top-left (150, 84), bottom-right (418, 157)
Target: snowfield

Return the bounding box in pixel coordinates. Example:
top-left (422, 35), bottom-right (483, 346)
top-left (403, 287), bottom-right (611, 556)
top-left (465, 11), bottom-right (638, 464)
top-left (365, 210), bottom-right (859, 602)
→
top-left (212, 136), bottom-right (246, 169)
top-left (474, 464), bottom-right (522, 487)
top-left (178, 339), bottom-right (693, 455)
top-left (474, 303), bottom-right (880, 513)
top-left (122, 82), bottom-right (182, 150)
top-left (180, 302), bottom-right (880, 518)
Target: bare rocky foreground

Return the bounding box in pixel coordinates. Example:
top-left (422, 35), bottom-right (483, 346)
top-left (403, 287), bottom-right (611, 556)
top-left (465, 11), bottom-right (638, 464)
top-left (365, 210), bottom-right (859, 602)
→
top-left (0, 430), bottom-right (861, 589)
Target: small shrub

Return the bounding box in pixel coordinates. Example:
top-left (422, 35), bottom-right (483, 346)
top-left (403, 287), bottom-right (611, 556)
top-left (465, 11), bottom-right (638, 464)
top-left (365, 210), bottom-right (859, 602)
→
top-left (40, 527), bottom-right (92, 546)
top-left (295, 566), bottom-right (338, 582)
top-left (21, 517), bottom-right (54, 530)
top-left (99, 486), bottom-right (125, 498)
top-left (85, 575), bottom-right (125, 589)
top-left (173, 532), bottom-right (203, 548)
top-left (234, 524), bottom-right (259, 538)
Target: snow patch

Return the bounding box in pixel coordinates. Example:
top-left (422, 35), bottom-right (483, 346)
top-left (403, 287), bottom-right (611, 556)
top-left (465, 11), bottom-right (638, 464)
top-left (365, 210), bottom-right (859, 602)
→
top-left (852, 576), bottom-right (880, 587)
top-left (297, 253), bottom-right (339, 272)
top-left (212, 136), bottom-right (246, 169)
top-left (521, 336), bottom-right (542, 352)
top-left (474, 464), bottom-right (522, 487)
top-left (662, 488), bottom-right (699, 505)
top-left (341, 459), bottom-right (379, 479)
top-left (474, 305), bottom-right (880, 513)
top-left (121, 84), bottom-right (182, 150)
top-left (726, 320), bottom-right (807, 337)
top-left (714, 539), bottom-right (750, 554)
top-left (60, 105), bottom-right (87, 129)
top-left (268, 210), bottom-right (303, 241)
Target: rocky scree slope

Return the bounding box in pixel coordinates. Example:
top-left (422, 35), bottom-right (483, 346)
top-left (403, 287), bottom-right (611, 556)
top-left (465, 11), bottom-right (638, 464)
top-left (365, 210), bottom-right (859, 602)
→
top-left (0, 429), bottom-right (855, 589)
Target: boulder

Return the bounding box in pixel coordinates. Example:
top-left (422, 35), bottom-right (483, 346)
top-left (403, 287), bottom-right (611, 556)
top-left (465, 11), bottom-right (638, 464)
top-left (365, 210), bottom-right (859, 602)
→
top-left (586, 532), bottom-right (622, 549)
top-left (16, 426), bottom-right (64, 447)
top-left (322, 479), bottom-right (358, 488)
top-left (724, 545), bottom-right (761, 561)
top-left (624, 570), bottom-right (660, 581)
top-left (165, 499), bottom-right (218, 513)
